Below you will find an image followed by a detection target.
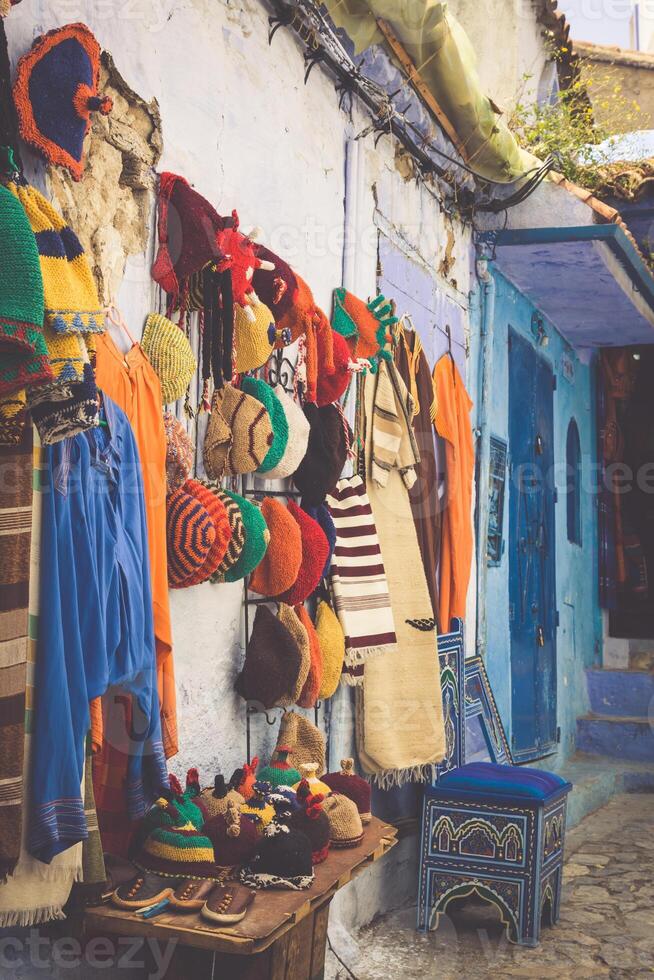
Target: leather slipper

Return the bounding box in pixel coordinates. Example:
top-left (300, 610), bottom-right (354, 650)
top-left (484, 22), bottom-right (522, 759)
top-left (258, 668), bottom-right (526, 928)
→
top-left (169, 878), bottom-right (217, 912)
top-left (201, 883), bottom-right (255, 925)
top-left (112, 871), bottom-right (175, 910)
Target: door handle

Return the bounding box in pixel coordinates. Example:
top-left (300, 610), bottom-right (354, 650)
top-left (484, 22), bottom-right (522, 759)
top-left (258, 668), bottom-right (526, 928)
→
top-left (536, 625), bottom-right (545, 647)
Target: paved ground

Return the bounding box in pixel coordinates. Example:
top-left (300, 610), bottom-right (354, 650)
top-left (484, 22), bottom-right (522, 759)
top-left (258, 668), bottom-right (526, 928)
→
top-left (325, 794), bottom-right (654, 979)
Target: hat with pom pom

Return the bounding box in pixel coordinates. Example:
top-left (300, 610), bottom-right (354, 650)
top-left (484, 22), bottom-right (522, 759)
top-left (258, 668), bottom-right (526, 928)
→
top-left (257, 746), bottom-right (301, 790)
top-left (322, 759), bottom-right (371, 824)
top-left (203, 800), bottom-right (259, 868)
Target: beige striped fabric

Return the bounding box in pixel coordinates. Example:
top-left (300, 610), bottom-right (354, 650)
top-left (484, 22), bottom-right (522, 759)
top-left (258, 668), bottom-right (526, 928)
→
top-left (370, 358), bottom-right (420, 490)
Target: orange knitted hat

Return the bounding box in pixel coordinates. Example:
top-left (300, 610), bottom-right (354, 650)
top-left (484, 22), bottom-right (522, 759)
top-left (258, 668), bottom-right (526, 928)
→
top-left (182, 479), bottom-right (232, 585)
top-left (275, 275), bottom-right (315, 347)
top-left (295, 605), bottom-right (323, 709)
top-left (248, 497), bottom-right (302, 597)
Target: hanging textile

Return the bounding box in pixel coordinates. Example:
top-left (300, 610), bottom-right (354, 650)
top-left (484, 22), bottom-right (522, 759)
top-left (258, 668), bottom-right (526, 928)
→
top-left (29, 395), bottom-right (167, 863)
top-left (369, 357), bottom-right (420, 489)
top-left (355, 370), bottom-right (445, 787)
top-left (394, 327), bottom-right (442, 622)
top-left (0, 424), bottom-right (32, 879)
top-left (432, 355), bottom-right (474, 632)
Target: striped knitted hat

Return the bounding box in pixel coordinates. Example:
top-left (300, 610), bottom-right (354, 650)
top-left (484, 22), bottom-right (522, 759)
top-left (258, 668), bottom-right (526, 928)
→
top-left (166, 487), bottom-right (216, 588)
top-left (28, 357), bottom-right (99, 445)
top-left (210, 487), bottom-right (245, 581)
top-left (263, 386), bottom-right (310, 480)
top-left (222, 491), bottom-right (270, 584)
top-left (203, 384), bottom-right (273, 480)
top-left (248, 497), bottom-right (302, 598)
top-left (164, 411), bottom-right (194, 492)
top-left (294, 605), bottom-right (323, 710)
top-left (240, 378), bottom-right (288, 474)
top-left (141, 313), bottom-right (196, 405)
top-left (181, 479), bottom-right (232, 585)
top-left (258, 747), bottom-right (301, 790)
top-left (0, 390), bottom-right (27, 446)
top-left (240, 782), bottom-right (276, 832)
top-left (278, 502), bottom-right (330, 607)
top-left (277, 603), bottom-right (310, 703)
top-left (234, 301), bottom-right (275, 374)
top-left (139, 821), bottom-right (221, 880)
top-left (314, 600), bottom-right (345, 701)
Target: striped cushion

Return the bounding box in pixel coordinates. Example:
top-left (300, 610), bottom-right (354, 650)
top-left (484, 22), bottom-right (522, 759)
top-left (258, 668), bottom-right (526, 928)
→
top-left (166, 488), bottom-right (216, 588)
top-left (437, 763), bottom-right (571, 802)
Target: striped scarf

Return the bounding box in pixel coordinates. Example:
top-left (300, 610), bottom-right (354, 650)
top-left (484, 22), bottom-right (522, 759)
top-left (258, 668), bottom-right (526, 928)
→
top-left (370, 358), bottom-right (420, 490)
top-left (326, 476), bottom-right (397, 686)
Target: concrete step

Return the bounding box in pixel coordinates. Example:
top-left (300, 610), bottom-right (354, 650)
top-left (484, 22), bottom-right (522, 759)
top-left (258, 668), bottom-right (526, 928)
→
top-left (629, 649), bottom-right (654, 671)
top-left (576, 713), bottom-right (654, 762)
top-left (586, 668), bottom-right (654, 719)
top-left (557, 753), bottom-right (654, 828)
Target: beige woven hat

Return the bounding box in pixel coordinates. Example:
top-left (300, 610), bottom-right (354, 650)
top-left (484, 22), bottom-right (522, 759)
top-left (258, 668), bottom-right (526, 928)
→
top-left (322, 793), bottom-right (364, 848)
top-left (203, 384), bottom-right (273, 479)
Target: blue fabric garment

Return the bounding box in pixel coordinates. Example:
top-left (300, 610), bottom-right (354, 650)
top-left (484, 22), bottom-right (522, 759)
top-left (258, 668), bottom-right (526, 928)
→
top-left (437, 762), bottom-right (572, 802)
top-left (30, 396), bottom-right (167, 863)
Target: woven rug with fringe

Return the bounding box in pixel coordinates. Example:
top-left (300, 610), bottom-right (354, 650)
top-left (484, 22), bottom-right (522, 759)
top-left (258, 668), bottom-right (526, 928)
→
top-left (355, 370), bottom-right (445, 787)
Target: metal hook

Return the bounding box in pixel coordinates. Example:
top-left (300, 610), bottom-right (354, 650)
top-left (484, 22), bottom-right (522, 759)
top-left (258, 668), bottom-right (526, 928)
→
top-left (268, 10), bottom-right (294, 44)
top-left (304, 50), bottom-right (324, 85)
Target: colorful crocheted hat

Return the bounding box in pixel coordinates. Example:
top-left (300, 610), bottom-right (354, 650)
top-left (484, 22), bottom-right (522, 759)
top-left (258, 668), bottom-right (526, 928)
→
top-left (0, 184), bottom-right (50, 398)
top-left (28, 357), bottom-right (99, 445)
top-left (203, 385), bottom-right (273, 480)
top-left (301, 502), bottom-right (336, 580)
top-left (200, 776), bottom-right (245, 821)
top-left (239, 378), bottom-right (288, 474)
top-left (292, 763), bottom-right (332, 798)
top-left (277, 603), bottom-right (310, 703)
top-left (278, 502), bottom-right (330, 606)
top-left (239, 826), bottom-right (314, 890)
top-left (13, 23), bottom-right (113, 181)
top-left (138, 822), bottom-right (220, 880)
top-left (289, 782), bottom-right (331, 864)
top-left (166, 487), bottom-right (216, 588)
top-left (315, 600), bottom-right (345, 700)
top-left (235, 605), bottom-right (302, 709)
top-left (141, 313), bottom-right (196, 405)
top-left (322, 759), bottom-right (371, 824)
top-left (251, 244), bottom-right (298, 321)
top-left (211, 487), bottom-right (246, 580)
top-left (322, 793), bottom-right (364, 848)
top-left (331, 288), bottom-right (397, 366)
top-left (294, 605), bottom-right (323, 710)
top-left (233, 301), bottom-right (275, 374)
top-left (258, 746), bottom-right (301, 790)
top-left (0, 389), bottom-right (27, 445)
top-left (221, 491), bottom-right (269, 584)
top-left (203, 800), bottom-right (259, 868)
top-left (292, 404), bottom-right (351, 506)
top-left (182, 479), bottom-right (231, 585)
top-left (277, 711), bottom-right (326, 776)
top-left (268, 787), bottom-right (302, 829)
top-left (241, 782), bottom-right (276, 832)
top-left (232, 758), bottom-right (259, 802)
top-left (263, 386), bottom-right (310, 480)
top-left (316, 328), bottom-right (351, 407)
top-left (163, 411), bottom-right (194, 492)
top-left (248, 497), bottom-right (302, 598)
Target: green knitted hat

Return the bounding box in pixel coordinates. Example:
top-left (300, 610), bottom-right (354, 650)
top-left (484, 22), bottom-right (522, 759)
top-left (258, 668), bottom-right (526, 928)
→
top-left (0, 184), bottom-right (50, 398)
top-left (240, 377), bottom-right (289, 473)
top-left (258, 746), bottom-right (301, 789)
top-left (223, 490), bottom-right (270, 583)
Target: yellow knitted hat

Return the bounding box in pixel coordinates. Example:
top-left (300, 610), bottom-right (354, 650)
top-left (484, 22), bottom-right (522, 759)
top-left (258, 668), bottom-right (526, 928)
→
top-left (234, 301), bottom-right (275, 374)
top-left (141, 313), bottom-right (197, 404)
top-left (291, 763), bottom-right (332, 798)
top-left (315, 600), bottom-right (345, 700)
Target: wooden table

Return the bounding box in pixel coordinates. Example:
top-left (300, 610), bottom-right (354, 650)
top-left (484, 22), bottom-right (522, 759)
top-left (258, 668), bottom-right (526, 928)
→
top-left (85, 817), bottom-right (397, 979)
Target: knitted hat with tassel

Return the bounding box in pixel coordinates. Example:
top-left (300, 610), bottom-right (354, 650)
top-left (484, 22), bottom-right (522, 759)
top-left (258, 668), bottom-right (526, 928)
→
top-left (289, 780), bottom-right (330, 864)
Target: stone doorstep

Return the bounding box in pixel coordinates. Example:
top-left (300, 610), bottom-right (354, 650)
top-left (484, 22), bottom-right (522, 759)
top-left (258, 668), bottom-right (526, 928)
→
top-left (557, 753), bottom-right (654, 832)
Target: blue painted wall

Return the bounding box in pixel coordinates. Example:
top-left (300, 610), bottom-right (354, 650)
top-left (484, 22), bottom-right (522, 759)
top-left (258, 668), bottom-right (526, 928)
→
top-left (471, 268), bottom-right (602, 770)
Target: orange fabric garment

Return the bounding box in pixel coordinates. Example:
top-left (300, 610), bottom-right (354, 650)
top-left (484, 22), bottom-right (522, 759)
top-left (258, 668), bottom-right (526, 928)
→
top-left (433, 355), bottom-right (474, 632)
top-left (94, 330), bottom-right (177, 757)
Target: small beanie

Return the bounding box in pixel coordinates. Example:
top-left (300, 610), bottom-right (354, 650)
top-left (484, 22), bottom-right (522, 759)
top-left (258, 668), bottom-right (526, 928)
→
top-left (251, 244), bottom-right (299, 321)
top-left (200, 775), bottom-right (245, 820)
top-left (241, 782), bottom-right (276, 832)
top-left (268, 787), bottom-right (302, 828)
top-left (211, 488), bottom-right (246, 580)
top-left (235, 606), bottom-right (302, 709)
top-left (301, 502), bottom-right (336, 580)
top-left (203, 800), bottom-right (259, 868)
top-left (279, 502), bottom-right (330, 607)
top-left (222, 491), bottom-right (269, 583)
top-left (290, 781), bottom-right (331, 864)
top-left (258, 746), bottom-right (301, 790)
top-left (276, 275), bottom-right (315, 347)
top-left (249, 497), bottom-right (302, 597)
top-left (233, 758), bottom-right (259, 802)
top-left (203, 385), bottom-right (273, 479)
top-left (166, 487), bottom-right (216, 588)
top-left (263, 386), bottom-right (310, 480)
top-left (315, 601), bottom-right (345, 700)
top-left (316, 328), bottom-right (351, 407)
top-left (277, 711), bottom-right (326, 776)
top-left (138, 822), bottom-right (220, 880)
top-left (163, 411), bottom-right (194, 492)
top-left (322, 793), bottom-right (364, 848)
top-left (292, 404), bottom-right (351, 506)
top-left (182, 479), bottom-right (232, 585)
top-left (28, 358), bottom-right (99, 445)
top-left (277, 603), bottom-right (310, 703)
top-left (239, 827), bottom-right (314, 890)
top-left (322, 759), bottom-right (372, 824)
top-left (240, 378), bottom-right (288, 473)
top-left (294, 605), bottom-right (323, 709)
top-left (292, 763), bottom-right (332, 799)
top-left (141, 314), bottom-right (196, 404)
top-left (234, 301), bottom-right (275, 374)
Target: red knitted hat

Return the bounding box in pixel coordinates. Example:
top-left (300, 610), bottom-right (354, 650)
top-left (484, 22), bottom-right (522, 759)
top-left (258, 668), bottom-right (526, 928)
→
top-left (203, 800), bottom-right (259, 868)
top-left (249, 497), bottom-right (302, 598)
top-left (295, 605), bottom-right (323, 709)
top-left (316, 328), bottom-right (351, 407)
top-left (182, 479), bottom-right (232, 585)
top-left (278, 502), bottom-right (330, 606)
top-left (166, 488), bottom-right (216, 588)
top-left (322, 759), bottom-right (372, 824)
top-left (290, 781), bottom-right (331, 865)
top-left (251, 244), bottom-right (299, 321)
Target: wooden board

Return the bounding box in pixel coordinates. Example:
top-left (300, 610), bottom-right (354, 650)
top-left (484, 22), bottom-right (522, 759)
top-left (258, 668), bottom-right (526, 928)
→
top-left (85, 817), bottom-right (397, 956)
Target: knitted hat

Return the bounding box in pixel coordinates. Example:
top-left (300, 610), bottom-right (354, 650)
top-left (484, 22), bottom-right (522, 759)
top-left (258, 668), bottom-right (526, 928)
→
top-left (163, 411), bottom-right (194, 492)
top-left (235, 605), bottom-right (302, 709)
top-left (166, 487), bottom-right (216, 588)
top-left (210, 487), bottom-right (246, 580)
top-left (182, 479), bottom-right (231, 585)
top-left (301, 502), bottom-right (336, 580)
top-left (294, 605), bottom-right (323, 709)
top-left (221, 491), bottom-right (269, 583)
top-left (248, 497), bottom-right (302, 597)
top-left (290, 781), bottom-right (331, 864)
top-left (322, 759), bottom-right (372, 824)
top-left (233, 758), bottom-right (259, 802)
top-left (277, 603), bottom-right (311, 703)
top-left (258, 746), bottom-right (301, 790)
top-left (241, 782), bottom-right (276, 832)
top-left (0, 183), bottom-right (50, 398)
top-left (322, 793), bottom-right (364, 848)
top-left (292, 763), bottom-right (332, 798)
top-left (277, 711), bottom-right (326, 776)
top-left (316, 328), bottom-right (351, 407)
top-left (0, 390), bottom-right (27, 446)
top-left (28, 358), bottom-right (99, 445)
top-left (251, 244), bottom-right (299, 321)
top-left (332, 288), bottom-right (397, 365)
top-left (168, 769), bottom-right (209, 824)
top-left (141, 313), bottom-right (196, 404)
top-left (239, 378), bottom-right (288, 474)
top-left (292, 404), bottom-right (351, 506)
top-left (239, 827), bottom-right (314, 890)
top-left (203, 384), bottom-right (273, 479)
top-left (278, 502), bottom-right (330, 606)
top-left (203, 800), bottom-right (259, 868)
top-left (151, 173), bottom-right (225, 303)
top-left (276, 275), bottom-right (315, 347)
top-left (199, 776), bottom-right (245, 820)
top-left (13, 23), bottom-right (113, 181)
top-left (315, 601), bottom-right (345, 700)
top-left (234, 301), bottom-right (275, 374)
top-left (268, 787), bottom-right (302, 828)
top-left (138, 822), bottom-right (221, 880)
top-left (263, 386), bottom-right (310, 480)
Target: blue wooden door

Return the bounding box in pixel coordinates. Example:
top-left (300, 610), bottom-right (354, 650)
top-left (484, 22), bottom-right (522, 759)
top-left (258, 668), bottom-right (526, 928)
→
top-left (508, 329), bottom-right (557, 761)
